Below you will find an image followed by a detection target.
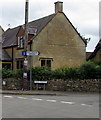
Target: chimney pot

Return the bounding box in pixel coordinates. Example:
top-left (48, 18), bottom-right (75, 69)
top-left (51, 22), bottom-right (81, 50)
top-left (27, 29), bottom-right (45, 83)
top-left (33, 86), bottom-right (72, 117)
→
top-left (54, 1), bottom-right (63, 13)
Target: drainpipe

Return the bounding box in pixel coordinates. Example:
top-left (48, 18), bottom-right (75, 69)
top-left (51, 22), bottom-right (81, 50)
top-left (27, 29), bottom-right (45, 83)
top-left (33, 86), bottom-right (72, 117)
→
top-left (30, 40), bottom-right (32, 90)
top-left (12, 47), bottom-right (13, 70)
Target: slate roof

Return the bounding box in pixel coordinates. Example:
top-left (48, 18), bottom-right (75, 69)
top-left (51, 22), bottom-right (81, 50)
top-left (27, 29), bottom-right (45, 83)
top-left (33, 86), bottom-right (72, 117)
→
top-left (2, 49), bottom-right (12, 61)
top-left (87, 39), bottom-right (101, 60)
top-left (28, 14), bottom-right (55, 35)
top-left (2, 14), bottom-right (55, 48)
top-left (2, 26), bottom-right (21, 48)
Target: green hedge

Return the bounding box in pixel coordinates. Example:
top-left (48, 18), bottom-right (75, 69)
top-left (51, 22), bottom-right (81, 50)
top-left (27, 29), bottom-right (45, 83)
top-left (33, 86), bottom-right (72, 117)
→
top-left (2, 61), bottom-right (101, 80)
top-left (2, 68), bottom-right (23, 79)
top-left (2, 68), bottom-right (14, 79)
top-left (78, 61), bottom-right (101, 79)
top-left (28, 66), bottom-right (52, 80)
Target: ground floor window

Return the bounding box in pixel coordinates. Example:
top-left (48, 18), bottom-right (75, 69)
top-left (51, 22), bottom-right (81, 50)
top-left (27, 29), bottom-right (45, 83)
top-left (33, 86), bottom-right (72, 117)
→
top-left (99, 54), bottom-right (101, 62)
top-left (2, 63), bottom-right (11, 69)
top-left (16, 59), bottom-right (24, 69)
top-left (40, 58), bottom-right (53, 68)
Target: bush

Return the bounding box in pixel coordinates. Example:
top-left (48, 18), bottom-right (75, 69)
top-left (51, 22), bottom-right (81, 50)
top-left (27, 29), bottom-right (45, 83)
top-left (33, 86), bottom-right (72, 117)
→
top-left (2, 61), bottom-right (101, 80)
top-left (95, 65), bottom-right (101, 79)
top-left (14, 69), bottom-right (23, 79)
top-left (2, 68), bottom-right (15, 79)
top-left (51, 67), bottom-right (66, 79)
top-left (78, 61), bottom-right (97, 79)
top-left (29, 66), bottom-right (51, 81)
top-left (65, 67), bottom-right (78, 79)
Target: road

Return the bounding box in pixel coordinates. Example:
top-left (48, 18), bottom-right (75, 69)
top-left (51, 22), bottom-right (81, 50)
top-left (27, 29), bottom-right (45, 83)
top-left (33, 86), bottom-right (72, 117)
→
top-left (2, 93), bottom-right (99, 118)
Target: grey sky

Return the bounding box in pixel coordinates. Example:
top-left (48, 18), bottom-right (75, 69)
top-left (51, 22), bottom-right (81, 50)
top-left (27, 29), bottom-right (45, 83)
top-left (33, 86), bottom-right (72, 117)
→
top-left (0, 0), bottom-right (100, 52)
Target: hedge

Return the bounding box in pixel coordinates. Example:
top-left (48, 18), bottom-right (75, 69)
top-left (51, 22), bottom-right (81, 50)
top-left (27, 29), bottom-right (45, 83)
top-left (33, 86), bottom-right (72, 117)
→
top-left (2, 61), bottom-right (101, 80)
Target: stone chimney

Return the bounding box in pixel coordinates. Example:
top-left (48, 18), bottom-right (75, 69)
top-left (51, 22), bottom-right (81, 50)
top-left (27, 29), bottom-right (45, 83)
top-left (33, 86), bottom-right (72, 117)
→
top-left (54, 1), bottom-right (63, 13)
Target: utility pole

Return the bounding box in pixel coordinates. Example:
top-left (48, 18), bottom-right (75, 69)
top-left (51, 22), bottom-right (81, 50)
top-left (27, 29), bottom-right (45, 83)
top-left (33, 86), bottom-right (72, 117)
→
top-left (23, 0), bottom-right (29, 90)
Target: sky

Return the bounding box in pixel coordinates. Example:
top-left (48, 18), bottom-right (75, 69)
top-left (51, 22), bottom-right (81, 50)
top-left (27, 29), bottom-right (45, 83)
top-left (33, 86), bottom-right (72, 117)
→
top-left (0, 0), bottom-right (100, 52)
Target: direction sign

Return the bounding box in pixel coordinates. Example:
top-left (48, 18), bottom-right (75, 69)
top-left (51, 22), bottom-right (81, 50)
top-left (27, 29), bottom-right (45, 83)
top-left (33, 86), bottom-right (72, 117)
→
top-left (26, 51), bottom-right (40, 56)
top-left (22, 51), bottom-right (26, 56)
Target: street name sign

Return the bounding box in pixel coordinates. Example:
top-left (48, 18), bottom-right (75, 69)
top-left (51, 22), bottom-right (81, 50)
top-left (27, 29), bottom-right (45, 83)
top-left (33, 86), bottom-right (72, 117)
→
top-left (34, 81), bottom-right (47, 84)
top-left (22, 51), bottom-right (40, 56)
top-left (26, 51), bottom-right (40, 56)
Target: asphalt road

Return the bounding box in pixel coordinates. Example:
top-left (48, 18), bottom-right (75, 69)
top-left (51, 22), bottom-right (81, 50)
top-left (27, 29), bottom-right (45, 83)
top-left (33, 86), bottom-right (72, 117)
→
top-left (2, 93), bottom-right (99, 118)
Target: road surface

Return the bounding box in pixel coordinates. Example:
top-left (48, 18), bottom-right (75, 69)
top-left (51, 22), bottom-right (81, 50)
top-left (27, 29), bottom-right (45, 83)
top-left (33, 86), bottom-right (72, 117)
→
top-left (2, 93), bottom-right (99, 118)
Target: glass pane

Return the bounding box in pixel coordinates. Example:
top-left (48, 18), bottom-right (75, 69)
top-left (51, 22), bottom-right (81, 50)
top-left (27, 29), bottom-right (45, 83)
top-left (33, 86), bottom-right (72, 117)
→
top-left (47, 60), bottom-right (51, 68)
top-left (20, 60), bottom-right (23, 69)
top-left (17, 61), bottom-right (19, 69)
top-left (41, 60), bottom-right (45, 66)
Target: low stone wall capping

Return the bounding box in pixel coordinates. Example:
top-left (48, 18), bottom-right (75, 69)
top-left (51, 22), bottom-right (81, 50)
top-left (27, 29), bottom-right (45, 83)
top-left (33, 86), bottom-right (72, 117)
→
top-left (2, 78), bottom-right (100, 92)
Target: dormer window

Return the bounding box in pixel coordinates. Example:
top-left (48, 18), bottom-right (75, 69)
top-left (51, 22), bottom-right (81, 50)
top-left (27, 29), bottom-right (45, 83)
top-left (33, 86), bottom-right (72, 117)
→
top-left (18, 36), bottom-right (24, 48)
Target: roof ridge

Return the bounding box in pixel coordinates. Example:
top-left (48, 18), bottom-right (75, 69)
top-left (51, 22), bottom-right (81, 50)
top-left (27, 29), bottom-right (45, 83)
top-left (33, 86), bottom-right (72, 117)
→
top-left (28, 13), bottom-right (55, 25)
top-left (6, 25), bottom-right (21, 31)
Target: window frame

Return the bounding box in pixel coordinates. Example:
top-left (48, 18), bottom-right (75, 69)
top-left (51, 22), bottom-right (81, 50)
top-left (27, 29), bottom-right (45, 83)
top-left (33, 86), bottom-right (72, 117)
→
top-left (39, 58), bottom-right (53, 68)
top-left (17, 36), bottom-right (24, 49)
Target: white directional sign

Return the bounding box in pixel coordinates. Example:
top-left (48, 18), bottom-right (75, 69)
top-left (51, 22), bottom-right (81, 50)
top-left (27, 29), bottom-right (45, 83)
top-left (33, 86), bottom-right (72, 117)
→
top-left (24, 59), bottom-right (28, 66)
top-left (34, 81), bottom-right (47, 84)
top-left (23, 73), bottom-right (27, 78)
top-left (26, 51), bottom-right (40, 56)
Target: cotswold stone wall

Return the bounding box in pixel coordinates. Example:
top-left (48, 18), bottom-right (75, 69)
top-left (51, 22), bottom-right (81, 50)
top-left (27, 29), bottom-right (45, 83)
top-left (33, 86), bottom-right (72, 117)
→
top-left (2, 78), bottom-right (23, 90)
top-left (46, 79), bottom-right (99, 92)
top-left (2, 78), bottom-right (100, 92)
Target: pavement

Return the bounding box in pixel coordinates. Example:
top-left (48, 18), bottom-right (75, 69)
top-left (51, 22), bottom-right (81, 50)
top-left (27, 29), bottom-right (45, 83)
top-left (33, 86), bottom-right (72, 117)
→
top-left (0, 89), bottom-right (99, 96)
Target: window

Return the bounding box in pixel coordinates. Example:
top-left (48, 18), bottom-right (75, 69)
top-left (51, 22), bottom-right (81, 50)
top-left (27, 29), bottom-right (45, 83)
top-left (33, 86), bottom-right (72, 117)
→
top-left (99, 54), bottom-right (101, 62)
top-left (40, 58), bottom-right (52, 68)
top-left (18, 36), bottom-right (24, 48)
top-left (16, 59), bottom-right (24, 69)
top-left (2, 63), bottom-right (11, 69)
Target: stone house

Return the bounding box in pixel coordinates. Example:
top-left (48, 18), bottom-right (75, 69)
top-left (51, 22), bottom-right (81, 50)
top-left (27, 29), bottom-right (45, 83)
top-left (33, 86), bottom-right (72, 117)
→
top-left (0, 26), bottom-right (4, 37)
top-left (0, 26), bottom-right (4, 64)
top-left (2, 1), bottom-right (87, 70)
top-left (87, 39), bottom-right (101, 62)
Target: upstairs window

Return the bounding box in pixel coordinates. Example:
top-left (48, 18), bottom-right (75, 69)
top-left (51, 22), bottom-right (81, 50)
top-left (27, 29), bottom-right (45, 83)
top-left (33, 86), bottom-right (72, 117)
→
top-left (18, 36), bottom-right (24, 48)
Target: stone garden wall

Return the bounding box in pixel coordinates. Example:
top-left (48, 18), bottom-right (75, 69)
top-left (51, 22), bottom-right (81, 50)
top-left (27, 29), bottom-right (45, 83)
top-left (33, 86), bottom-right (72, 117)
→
top-left (2, 78), bottom-right (100, 92)
top-left (46, 79), bottom-right (99, 92)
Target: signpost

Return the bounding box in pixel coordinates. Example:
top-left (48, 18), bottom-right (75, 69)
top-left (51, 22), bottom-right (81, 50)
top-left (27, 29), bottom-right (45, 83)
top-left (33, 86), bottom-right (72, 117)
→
top-left (28, 51), bottom-right (40, 90)
top-left (23, 0), bottom-right (29, 90)
top-left (22, 51), bottom-right (40, 90)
